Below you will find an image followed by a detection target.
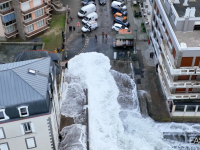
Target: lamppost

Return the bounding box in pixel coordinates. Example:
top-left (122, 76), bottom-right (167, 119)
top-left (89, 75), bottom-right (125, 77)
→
top-left (133, 30), bottom-right (137, 61)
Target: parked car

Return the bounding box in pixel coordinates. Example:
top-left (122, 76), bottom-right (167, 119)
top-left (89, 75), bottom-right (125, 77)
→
top-left (111, 1), bottom-right (127, 10)
top-left (82, 0), bottom-right (95, 5)
top-left (112, 7), bottom-right (127, 16)
top-left (78, 4), bottom-right (96, 17)
top-left (81, 21), bottom-right (98, 32)
top-left (114, 17), bottom-right (130, 27)
top-left (112, 23), bottom-right (128, 31)
top-left (82, 12), bottom-right (98, 24)
top-left (99, 0), bottom-right (106, 5)
top-left (114, 12), bottom-right (127, 20)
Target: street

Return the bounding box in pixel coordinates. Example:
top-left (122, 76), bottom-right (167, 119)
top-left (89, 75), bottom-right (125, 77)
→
top-left (61, 0), bottom-right (146, 60)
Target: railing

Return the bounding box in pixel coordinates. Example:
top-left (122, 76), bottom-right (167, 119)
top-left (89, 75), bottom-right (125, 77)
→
top-left (158, 66), bottom-right (199, 100)
top-left (25, 24), bottom-right (49, 37)
top-left (0, 0), bottom-right (11, 4)
top-left (21, 3), bottom-right (47, 14)
top-left (4, 30), bottom-right (18, 38)
top-left (0, 8), bottom-right (14, 15)
top-left (23, 14), bottom-right (49, 26)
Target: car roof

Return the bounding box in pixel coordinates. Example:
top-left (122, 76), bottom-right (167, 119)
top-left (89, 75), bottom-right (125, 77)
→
top-left (115, 17), bottom-right (123, 20)
top-left (114, 23), bottom-right (122, 26)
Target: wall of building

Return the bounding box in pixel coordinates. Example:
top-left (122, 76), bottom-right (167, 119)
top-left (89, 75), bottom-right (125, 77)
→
top-left (0, 17), bottom-right (6, 41)
top-left (0, 114), bottom-right (54, 150)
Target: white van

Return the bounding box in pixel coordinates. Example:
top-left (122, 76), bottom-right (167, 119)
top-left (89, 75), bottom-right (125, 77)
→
top-left (82, 12), bottom-right (98, 24)
top-left (81, 21), bottom-right (98, 32)
top-left (111, 1), bottom-right (126, 10)
top-left (78, 4), bottom-right (96, 17)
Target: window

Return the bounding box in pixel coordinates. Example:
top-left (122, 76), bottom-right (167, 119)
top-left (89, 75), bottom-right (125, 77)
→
top-left (186, 105), bottom-right (196, 112)
top-left (175, 88), bottom-right (186, 93)
top-left (0, 143), bottom-right (9, 150)
top-left (21, 2), bottom-right (30, 11)
top-left (26, 137), bottom-right (36, 149)
top-left (5, 25), bottom-right (15, 34)
top-left (24, 14), bottom-right (32, 22)
top-left (35, 8), bottom-right (43, 18)
top-left (180, 57), bottom-right (193, 67)
top-left (25, 24), bottom-right (34, 33)
top-left (0, 112), bottom-right (4, 120)
top-left (0, 2), bottom-right (10, 12)
top-left (20, 122), bottom-right (35, 134)
top-left (0, 128), bottom-right (5, 139)
top-left (0, 110), bottom-right (9, 121)
top-left (18, 106), bottom-right (29, 117)
top-left (36, 19), bottom-right (44, 28)
top-left (194, 57), bottom-right (200, 66)
top-left (175, 105), bottom-right (185, 112)
top-left (178, 75), bottom-right (190, 80)
top-left (33, 0), bottom-right (41, 7)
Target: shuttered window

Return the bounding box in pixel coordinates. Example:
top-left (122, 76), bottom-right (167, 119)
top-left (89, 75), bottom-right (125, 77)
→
top-left (175, 88), bottom-right (186, 93)
top-left (26, 137), bottom-right (36, 149)
top-left (20, 122), bottom-right (35, 135)
top-left (191, 75), bottom-right (197, 80)
top-left (180, 57), bottom-right (193, 67)
top-left (21, 2), bottom-right (30, 11)
top-left (35, 8), bottom-right (43, 18)
top-left (178, 75), bottom-right (190, 80)
top-left (36, 19), bottom-right (44, 28)
top-left (33, 0), bottom-right (41, 7)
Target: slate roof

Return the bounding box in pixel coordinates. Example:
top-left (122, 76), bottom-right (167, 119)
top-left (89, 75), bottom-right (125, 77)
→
top-left (0, 57), bottom-right (51, 107)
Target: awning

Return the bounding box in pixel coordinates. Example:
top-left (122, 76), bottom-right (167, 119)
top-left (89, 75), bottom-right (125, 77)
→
top-left (1, 13), bottom-right (15, 23)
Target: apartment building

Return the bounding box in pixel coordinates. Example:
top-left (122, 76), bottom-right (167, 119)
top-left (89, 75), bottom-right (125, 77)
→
top-left (0, 0), bottom-right (52, 40)
top-left (0, 57), bottom-right (60, 150)
top-left (150, 0), bottom-right (200, 117)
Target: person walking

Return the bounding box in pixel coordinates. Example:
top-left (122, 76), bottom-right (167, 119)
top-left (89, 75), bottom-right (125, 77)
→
top-left (57, 48), bottom-right (60, 53)
top-left (95, 34), bottom-right (97, 41)
top-left (102, 32), bottom-right (105, 39)
top-left (82, 33), bottom-right (85, 41)
top-left (73, 26), bottom-right (75, 31)
top-left (70, 26), bottom-right (72, 32)
top-left (156, 63), bottom-right (158, 73)
top-left (68, 8), bottom-right (70, 16)
top-left (105, 34), bottom-right (107, 41)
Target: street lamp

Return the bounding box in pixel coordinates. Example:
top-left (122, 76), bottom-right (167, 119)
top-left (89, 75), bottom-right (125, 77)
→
top-left (133, 30), bottom-right (137, 61)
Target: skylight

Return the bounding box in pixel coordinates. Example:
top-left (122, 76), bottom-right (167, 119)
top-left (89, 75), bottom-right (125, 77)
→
top-left (28, 69), bottom-right (36, 74)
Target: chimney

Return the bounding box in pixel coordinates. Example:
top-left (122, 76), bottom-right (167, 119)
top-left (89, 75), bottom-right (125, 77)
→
top-left (183, 0), bottom-right (188, 6)
top-left (189, 7), bottom-right (195, 17)
top-left (184, 7), bottom-right (190, 17)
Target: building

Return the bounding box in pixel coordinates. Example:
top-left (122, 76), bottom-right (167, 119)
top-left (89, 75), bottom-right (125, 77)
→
top-left (0, 0), bottom-right (52, 40)
top-left (0, 57), bottom-right (60, 150)
top-left (150, 0), bottom-right (200, 117)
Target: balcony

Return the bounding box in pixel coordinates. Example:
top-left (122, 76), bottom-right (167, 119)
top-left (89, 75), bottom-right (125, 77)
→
top-left (23, 14), bottom-right (50, 26)
top-left (4, 30), bottom-right (18, 38)
top-left (158, 65), bottom-right (200, 100)
top-left (0, 8), bottom-right (14, 15)
top-left (25, 24), bottom-right (49, 38)
top-left (21, 3), bottom-right (47, 15)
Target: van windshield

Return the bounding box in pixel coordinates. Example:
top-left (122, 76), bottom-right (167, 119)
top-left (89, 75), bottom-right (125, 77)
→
top-left (79, 10), bottom-right (84, 14)
top-left (120, 3), bottom-right (125, 7)
top-left (84, 24), bottom-right (89, 29)
top-left (84, 17), bottom-right (89, 21)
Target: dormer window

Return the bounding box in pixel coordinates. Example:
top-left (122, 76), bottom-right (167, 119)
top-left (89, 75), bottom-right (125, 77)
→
top-left (18, 106), bottom-right (29, 117)
top-left (0, 109), bottom-right (9, 121)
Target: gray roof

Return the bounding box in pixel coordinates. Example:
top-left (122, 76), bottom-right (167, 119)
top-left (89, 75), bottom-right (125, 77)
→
top-left (0, 57), bottom-right (51, 107)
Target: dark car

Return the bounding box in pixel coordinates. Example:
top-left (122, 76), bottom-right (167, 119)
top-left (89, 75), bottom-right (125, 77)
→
top-left (82, 0), bottom-right (95, 5)
top-left (99, 0), bottom-right (106, 5)
top-left (112, 7), bottom-right (127, 16)
top-left (114, 17), bottom-right (130, 27)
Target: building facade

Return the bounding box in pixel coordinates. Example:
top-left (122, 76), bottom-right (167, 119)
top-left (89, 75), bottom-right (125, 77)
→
top-left (150, 0), bottom-right (200, 117)
top-left (0, 0), bottom-right (52, 40)
top-left (0, 57), bottom-right (60, 150)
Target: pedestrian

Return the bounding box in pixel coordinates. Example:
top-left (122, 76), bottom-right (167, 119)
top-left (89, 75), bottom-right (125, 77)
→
top-left (69, 26), bottom-right (72, 32)
top-left (127, 51), bottom-right (130, 57)
top-left (57, 48), bottom-right (60, 53)
top-left (73, 26), bottom-right (75, 31)
top-left (89, 26), bottom-right (91, 32)
top-left (102, 32), bottom-right (104, 39)
top-left (54, 48), bottom-right (57, 53)
top-left (68, 8), bottom-right (70, 16)
top-left (151, 52), bottom-right (154, 58)
top-left (156, 63), bottom-right (158, 73)
top-left (69, 26), bottom-right (71, 32)
top-left (59, 134), bottom-right (62, 142)
top-left (82, 33), bottom-right (85, 40)
top-left (150, 52), bottom-right (153, 58)
top-left (95, 34), bottom-right (97, 41)
top-left (105, 34), bottom-right (107, 40)
top-left (70, 17), bottom-right (73, 21)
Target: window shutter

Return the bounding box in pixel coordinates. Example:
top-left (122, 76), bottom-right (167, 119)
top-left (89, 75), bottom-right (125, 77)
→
top-left (30, 123), bottom-right (35, 132)
top-left (0, 128), bottom-right (4, 139)
top-left (33, 0), bottom-right (41, 7)
top-left (20, 124), bottom-right (25, 135)
top-left (21, 2), bottom-right (30, 11)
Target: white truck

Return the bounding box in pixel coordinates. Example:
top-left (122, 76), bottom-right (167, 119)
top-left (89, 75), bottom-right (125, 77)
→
top-left (82, 12), bottom-right (98, 24)
top-left (81, 21), bottom-right (98, 32)
top-left (78, 4), bottom-right (96, 17)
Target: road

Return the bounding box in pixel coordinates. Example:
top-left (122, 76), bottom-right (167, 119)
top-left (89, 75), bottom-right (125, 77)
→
top-left (60, 0), bottom-right (143, 60)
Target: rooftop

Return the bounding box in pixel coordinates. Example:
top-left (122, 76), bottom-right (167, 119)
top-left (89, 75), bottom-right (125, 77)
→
top-left (173, 0), bottom-right (200, 17)
top-left (175, 30), bottom-right (200, 47)
top-left (0, 57), bottom-right (51, 107)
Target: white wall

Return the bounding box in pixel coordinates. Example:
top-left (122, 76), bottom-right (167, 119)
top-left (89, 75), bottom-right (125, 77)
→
top-left (0, 114), bottom-right (53, 150)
